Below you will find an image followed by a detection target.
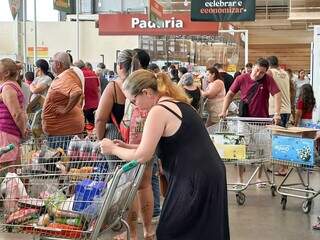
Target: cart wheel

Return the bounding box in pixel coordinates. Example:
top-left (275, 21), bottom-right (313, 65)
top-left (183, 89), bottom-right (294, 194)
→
top-left (112, 222), bottom-right (123, 232)
top-left (281, 196), bottom-right (287, 210)
top-left (270, 185), bottom-right (276, 197)
top-left (236, 192), bottom-right (246, 206)
top-left (302, 200), bottom-right (312, 214)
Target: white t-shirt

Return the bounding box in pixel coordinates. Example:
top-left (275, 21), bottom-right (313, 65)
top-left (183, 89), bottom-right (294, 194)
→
top-left (269, 68), bottom-right (291, 115)
top-left (30, 75), bottom-right (52, 102)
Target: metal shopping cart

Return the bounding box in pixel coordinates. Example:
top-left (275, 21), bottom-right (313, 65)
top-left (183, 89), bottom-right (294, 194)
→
top-left (0, 136), bottom-right (145, 240)
top-left (271, 129), bottom-right (320, 213)
top-left (207, 117), bottom-right (275, 205)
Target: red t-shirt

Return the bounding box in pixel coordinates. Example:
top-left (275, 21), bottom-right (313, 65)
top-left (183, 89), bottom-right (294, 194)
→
top-left (296, 98), bottom-right (313, 119)
top-left (82, 68), bottom-right (100, 110)
top-left (230, 73), bottom-right (280, 117)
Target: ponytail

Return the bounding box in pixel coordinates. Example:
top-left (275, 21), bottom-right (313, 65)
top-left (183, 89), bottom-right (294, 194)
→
top-left (155, 73), bottom-right (190, 104)
top-left (124, 69), bottom-right (190, 104)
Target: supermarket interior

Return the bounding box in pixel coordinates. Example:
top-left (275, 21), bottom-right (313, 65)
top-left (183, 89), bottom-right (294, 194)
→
top-left (1, 0), bottom-right (320, 239)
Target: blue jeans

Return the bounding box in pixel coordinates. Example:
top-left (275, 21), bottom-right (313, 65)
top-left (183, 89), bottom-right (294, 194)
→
top-left (152, 160), bottom-right (161, 217)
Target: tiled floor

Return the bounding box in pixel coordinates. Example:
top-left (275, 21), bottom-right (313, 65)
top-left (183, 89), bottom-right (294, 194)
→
top-left (102, 164), bottom-right (320, 240)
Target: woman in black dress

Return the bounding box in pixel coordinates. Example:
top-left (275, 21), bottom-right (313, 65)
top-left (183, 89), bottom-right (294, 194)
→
top-left (101, 69), bottom-right (230, 240)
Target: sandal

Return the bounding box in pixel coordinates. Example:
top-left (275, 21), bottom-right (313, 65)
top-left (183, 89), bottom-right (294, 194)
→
top-left (313, 222), bottom-right (320, 230)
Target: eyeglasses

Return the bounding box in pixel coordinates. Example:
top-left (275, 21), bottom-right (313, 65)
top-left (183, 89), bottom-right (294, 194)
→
top-left (130, 93), bottom-right (139, 106)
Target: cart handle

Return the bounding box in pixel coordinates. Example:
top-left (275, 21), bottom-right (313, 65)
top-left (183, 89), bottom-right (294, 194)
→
top-left (122, 160), bottom-right (139, 172)
top-left (224, 117), bottom-right (273, 122)
top-left (0, 144), bottom-right (15, 157)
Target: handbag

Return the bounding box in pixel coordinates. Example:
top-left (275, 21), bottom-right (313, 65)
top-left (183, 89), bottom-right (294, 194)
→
top-left (238, 79), bottom-right (263, 117)
top-left (110, 114), bottom-right (129, 144)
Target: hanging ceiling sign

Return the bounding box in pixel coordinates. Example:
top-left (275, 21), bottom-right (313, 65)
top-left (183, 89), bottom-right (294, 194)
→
top-left (191, 0), bottom-right (256, 22)
top-left (99, 13), bottom-right (219, 36)
top-left (53, 0), bottom-right (72, 12)
top-left (8, 0), bottom-right (21, 20)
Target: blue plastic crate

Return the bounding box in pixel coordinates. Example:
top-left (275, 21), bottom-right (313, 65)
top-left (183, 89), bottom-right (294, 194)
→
top-left (73, 179), bottom-right (106, 211)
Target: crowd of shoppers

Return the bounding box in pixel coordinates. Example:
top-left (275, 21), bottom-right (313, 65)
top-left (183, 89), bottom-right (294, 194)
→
top-left (2, 47), bottom-right (319, 238)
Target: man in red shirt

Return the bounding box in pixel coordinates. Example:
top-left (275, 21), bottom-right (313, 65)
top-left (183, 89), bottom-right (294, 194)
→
top-left (219, 58), bottom-right (281, 186)
top-left (220, 58), bottom-right (281, 119)
top-left (75, 60), bottom-right (100, 125)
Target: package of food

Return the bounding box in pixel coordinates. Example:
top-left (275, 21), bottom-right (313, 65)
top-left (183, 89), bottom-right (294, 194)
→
top-left (2, 172), bottom-right (29, 213)
top-left (23, 223), bottom-right (82, 238)
top-left (55, 217), bottom-right (82, 227)
top-left (73, 179), bottom-right (106, 211)
top-left (6, 208), bottom-right (39, 224)
top-left (18, 198), bottom-right (45, 209)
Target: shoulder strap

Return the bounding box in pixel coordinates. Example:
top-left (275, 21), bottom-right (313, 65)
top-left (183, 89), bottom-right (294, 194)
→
top-left (112, 81), bottom-right (117, 104)
top-left (0, 82), bottom-right (22, 95)
top-left (246, 79), bottom-right (263, 104)
top-left (156, 103), bottom-right (182, 120)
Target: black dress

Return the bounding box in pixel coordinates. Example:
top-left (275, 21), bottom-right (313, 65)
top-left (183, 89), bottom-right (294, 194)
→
top-left (156, 100), bottom-right (229, 240)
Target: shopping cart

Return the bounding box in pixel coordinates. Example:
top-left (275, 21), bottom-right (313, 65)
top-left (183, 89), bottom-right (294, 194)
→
top-left (271, 132), bottom-right (320, 213)
top-left (0, 136), bottom-right (145, 240)
top-left (207, 117), bottom-right (275, 205)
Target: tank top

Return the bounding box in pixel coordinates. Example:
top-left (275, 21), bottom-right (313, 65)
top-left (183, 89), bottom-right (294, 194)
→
top-left (206, 80), bottom-right (225, 117)
top-left (108, 81), bottom-right (125, 125)
top-left (0, 82), bottom-right (24, 137)
top-left (184, 87), bottom-right (201, 110)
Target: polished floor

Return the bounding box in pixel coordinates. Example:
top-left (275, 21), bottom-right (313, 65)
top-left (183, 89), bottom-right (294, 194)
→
top-left (104, 164), bottom-right (320, 240)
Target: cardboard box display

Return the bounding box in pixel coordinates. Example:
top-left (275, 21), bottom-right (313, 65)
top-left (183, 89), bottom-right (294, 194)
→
top-left (210, 134), bottom-right (246, 160)
top-left (268, 125), bottom-right (317, 139)
top-left (272, 135), bottom-right (315, 166)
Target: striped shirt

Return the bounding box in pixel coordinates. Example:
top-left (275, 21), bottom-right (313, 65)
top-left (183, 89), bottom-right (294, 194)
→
top-left (0, 82), bottom-right (24, 137)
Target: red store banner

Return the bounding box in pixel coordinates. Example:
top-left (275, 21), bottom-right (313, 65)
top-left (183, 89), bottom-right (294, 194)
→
top-left (98, 13), bottom-right (220, 36)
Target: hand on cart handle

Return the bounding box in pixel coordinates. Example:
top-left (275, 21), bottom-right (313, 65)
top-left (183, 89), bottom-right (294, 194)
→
top-left (218, 111), bottom-right (227, 119)
top-left (272, 114), bottom-right (281, 126)
top-left (100, 138), bottom-right (115, 155)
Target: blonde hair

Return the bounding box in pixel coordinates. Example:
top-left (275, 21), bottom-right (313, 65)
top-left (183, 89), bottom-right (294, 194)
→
top-left (0, 58), bottom-right (22, 80)
top-left (123, 69), bottom-right (190, 104)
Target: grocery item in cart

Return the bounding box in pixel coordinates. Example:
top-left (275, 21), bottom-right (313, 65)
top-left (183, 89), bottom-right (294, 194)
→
top-left (38, 145), bottom-right (66, 172)
top-left (79, 138), bottom-right (93, 161)
top-left (67, 135), bottom-right (82, 161)
top-left (91, 142), bottom-right (101, 161)
top-left (73, 179), bottom-right (106, 211)
top-left (6, 208), bottom-right (39, 224)
top-left (2, 172), bottom-right (29, 213)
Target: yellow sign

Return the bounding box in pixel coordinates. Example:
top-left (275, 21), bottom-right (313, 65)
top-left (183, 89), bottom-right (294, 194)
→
top-left (214, 144), bottom-right (246, 160)
top-left (227, 64), bottom-right (237, 73)
top-left (27, 47), bottom-right (49, 58)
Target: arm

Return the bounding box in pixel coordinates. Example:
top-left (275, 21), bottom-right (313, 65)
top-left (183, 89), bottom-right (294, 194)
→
top-left (202, 81), bottom-right (222, 99)
top-left (95, 84), bottom-right (115, 140)
top-left (101, 106), bottom-right (166, 163)
top-left (30, 83), bottom-right (48, 94)
top-left (273, 91), bottom-right (282, 116)
top-left (219, 91), bottom-right (235, 118)
top-left (294, 109), bottom-right (302, 127)
top-left (2, 86), bottom-right (26, 137)
top-left (57, 91), bottom-right (82, 114)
